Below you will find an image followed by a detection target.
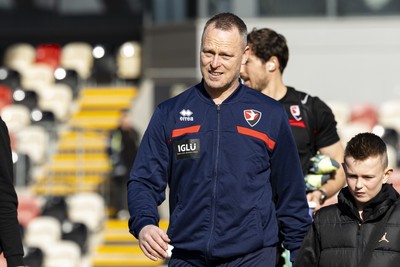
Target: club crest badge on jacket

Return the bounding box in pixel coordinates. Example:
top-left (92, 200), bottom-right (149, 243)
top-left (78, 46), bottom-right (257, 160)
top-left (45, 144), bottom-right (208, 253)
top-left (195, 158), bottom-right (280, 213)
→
top-left (244, 109), bottom-right (262, 127)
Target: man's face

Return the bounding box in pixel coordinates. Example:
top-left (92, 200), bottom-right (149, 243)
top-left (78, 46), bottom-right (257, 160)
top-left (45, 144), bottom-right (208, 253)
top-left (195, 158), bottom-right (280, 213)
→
top-left (200, 25), bottom-right (248, 92)
top-left (344, 155), bottom-right (389, 210)
top-left (240, 48), bottom-right (269, 91)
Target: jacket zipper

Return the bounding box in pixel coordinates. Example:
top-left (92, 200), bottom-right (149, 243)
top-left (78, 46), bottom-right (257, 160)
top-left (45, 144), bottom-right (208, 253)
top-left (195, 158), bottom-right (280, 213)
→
top-left (206, 104), bottom-right (221, 261)
top-left (357, 222), bottom-right (362, 264)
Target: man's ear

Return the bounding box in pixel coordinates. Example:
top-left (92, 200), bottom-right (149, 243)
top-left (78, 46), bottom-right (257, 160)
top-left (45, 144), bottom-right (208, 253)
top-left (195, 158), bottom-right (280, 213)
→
top-left (242, 45), bottom-right (249, 65)
top-left (267, 56), bottom-right (279, 72)
top-left (268, 62), bottom-right (276, 71)
top-left (383, 168), bottom-right (393, 183)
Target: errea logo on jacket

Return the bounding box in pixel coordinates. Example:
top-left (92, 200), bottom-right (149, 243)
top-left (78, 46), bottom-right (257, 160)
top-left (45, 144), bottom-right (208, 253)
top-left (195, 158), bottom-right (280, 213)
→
top-left (180, 109), bottom-right (193, 121)
top-left (244, 109), bottom-right (262, 127)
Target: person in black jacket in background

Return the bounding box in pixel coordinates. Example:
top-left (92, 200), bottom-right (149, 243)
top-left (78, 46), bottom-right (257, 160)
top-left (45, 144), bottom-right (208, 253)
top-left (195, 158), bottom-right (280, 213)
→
top-left (0, 116), bottom-right (25, 266)
top-left (294, 132), bottom-right (400, 267)
top-left (108, 110), bottom-right (139, 218)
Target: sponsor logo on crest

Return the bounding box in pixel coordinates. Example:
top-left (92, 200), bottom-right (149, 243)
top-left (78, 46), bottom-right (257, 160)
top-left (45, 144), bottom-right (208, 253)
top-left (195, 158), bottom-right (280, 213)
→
top-left (290, 105), bottom-right (302, 121)
top-left (244, 109), bottom-right (262, 127)
top-left (180, 109), bottom-right (194, 121)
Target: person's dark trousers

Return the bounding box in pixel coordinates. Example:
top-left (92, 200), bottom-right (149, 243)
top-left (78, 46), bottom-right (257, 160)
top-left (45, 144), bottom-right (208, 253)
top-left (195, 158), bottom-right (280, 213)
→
top-left (275, 243), bottom-right (285, 267)
top-left (168, 247), bottom-right (276, 267)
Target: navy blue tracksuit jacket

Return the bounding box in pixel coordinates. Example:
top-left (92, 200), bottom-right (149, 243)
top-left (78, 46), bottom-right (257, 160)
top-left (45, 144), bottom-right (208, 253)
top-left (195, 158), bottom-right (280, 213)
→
top-left (128, 82), bottom-right (311, 263)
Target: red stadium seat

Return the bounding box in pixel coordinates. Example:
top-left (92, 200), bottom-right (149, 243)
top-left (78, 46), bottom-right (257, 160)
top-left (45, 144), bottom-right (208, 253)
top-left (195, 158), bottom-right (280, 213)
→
top-left (36, 43), bottom-right (61, 70)
top-left (0, 84), bottom-right (13, 110)
top-left (349, 103), bottom-right (379, 130)
top-left (18, 194), bottom-right (41, 229)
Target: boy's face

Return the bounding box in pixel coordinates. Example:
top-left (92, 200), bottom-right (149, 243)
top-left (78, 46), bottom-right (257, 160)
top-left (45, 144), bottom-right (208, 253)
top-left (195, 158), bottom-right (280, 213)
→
top-left (343, 155), bottom-right (392, 210)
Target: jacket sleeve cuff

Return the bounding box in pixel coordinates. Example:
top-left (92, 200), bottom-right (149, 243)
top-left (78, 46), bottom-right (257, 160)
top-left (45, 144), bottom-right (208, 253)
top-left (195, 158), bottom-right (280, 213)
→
top-left (131, 217), bottom-right (158, 239)
top-left (6, 255), bottom-right (24, 267)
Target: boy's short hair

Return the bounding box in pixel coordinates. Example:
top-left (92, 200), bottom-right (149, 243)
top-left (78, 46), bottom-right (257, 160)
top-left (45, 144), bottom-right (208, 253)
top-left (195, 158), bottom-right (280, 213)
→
top-left (344, 132), bottom-right (388, 168)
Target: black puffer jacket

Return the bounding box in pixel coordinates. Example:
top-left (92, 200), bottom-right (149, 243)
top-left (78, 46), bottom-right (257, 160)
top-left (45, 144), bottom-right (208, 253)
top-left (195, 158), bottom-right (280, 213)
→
top-left (294, 183), bottom-right (400, 267)
top-left (0, 117), bottom-right (24, 266)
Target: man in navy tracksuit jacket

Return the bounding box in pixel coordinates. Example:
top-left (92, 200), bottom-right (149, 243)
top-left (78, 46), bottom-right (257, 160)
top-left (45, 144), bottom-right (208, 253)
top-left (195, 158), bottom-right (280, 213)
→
top-left (128, 12), bottom-right (311, 266)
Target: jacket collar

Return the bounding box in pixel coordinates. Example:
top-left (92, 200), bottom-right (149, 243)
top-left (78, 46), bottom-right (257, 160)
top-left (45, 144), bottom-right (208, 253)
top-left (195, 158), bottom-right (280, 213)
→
top-left (195, 79), bottom-right (245, 105)
top-left (338, 183), bottom-right (399, 221)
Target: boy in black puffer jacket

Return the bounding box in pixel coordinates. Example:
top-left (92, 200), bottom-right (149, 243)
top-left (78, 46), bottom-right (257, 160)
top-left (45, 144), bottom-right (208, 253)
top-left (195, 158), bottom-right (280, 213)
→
top-left (295, 132), bottom-right (400, 267)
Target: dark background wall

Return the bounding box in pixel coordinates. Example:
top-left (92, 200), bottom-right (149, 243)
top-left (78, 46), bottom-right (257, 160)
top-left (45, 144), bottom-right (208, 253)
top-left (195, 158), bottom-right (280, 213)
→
top-left (0, 0), bottom-right (144, 58)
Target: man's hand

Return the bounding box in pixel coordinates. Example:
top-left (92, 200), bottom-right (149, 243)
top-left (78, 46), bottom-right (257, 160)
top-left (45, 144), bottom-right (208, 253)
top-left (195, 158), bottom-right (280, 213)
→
top-left (138, 225), bottom-right (171, 261)
top-left (307, 191), bottom-right (323, 212)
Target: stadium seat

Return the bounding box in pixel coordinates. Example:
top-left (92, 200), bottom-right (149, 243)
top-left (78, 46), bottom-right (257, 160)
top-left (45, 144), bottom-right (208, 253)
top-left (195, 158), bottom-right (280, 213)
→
top-left (338, 121), bottom-right (371, 147)
top-left (23, 247), bottom-right (44, 267)
top-left (13, 152), bottom-right (32, 186)
top-left (70, 110), bottom-right (122, 130)
top-left (55, 68), bottom-right (81, 98)
top-left (61, 42), bottom-right (93, 80)
top-left (17, 194), bottom-right (41, 228)
top-left (31, 109), bottom-right (57, 129)
top-left (379, 100), bottom-right (400, 134)
top-left (24, 216), bottom-right (62, 251)
top-left (91, 44), bottom-right (116, 85)
top-left (12, 89), bottom-right (39, 110)
top-left (3, 43), bottom-right (36, 72)
top-left (57, 130), bottom-right (108, 153)
top-left (325, 100), bottom-right (350, 131)
top-left (20, 63), bottom-right (55, 95)
top-left (43, 240), bottom-right (81, 267)
top-left (35, 43), bottom-right (61, 70)
top-left (47, 153), bottom-right (110, 174)
top-left (77, 86), bottom-right (137, 110)
top-left (41, 195), bottom-right (69, 224)
top-left (38, 83), bottom-right (73, 122)
top-left (14, 124), bottom-right (49, 165)
top-left (0, 104), bottom-right (31, 133)
top-left (0, 67), bottom-right (21, 89)
top-left (116, 41), bottom-right (141, 80)
top-left (62, 221), bottom-right (89, 254)
top-left (349, 103), bottom-right (379, 130)
top-left (67, 192), bottom-right (106, 232)
top-left (0, 84), bottom-right (13, 110)
top-left (372, 125), bottom-right (400, 167)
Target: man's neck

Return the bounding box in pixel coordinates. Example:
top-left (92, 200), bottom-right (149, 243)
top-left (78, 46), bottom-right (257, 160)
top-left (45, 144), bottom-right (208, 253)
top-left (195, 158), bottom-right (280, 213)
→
top-left (262, 78), bottom-right (287, 101)
top-left (205, 81), bottom-right (239, 105)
